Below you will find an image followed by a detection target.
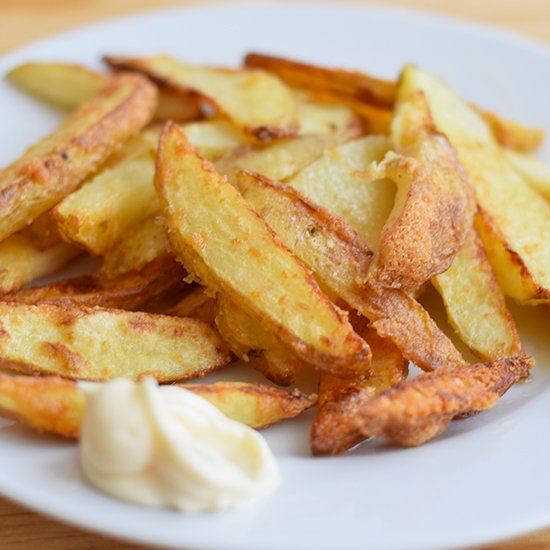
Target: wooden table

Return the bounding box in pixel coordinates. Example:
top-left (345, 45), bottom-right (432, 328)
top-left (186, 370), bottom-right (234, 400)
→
top-left (0, 0), bottom-right (549, 548)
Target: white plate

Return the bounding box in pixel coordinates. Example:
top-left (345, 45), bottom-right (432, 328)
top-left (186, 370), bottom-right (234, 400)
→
top-left (1, 4), bottom-right (549, 550)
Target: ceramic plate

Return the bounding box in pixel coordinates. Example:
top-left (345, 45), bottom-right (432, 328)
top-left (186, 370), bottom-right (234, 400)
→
top-left (0, 4), bottom-right (549, 549)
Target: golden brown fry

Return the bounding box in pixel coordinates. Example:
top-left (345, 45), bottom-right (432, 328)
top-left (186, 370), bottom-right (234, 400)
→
top-left (244, 52), bottom-right (396, 109)
top-left (53, 129), bottom-right (159, 255)
top-left (235, 170), bottom-right (465, 370)
top-left (399, 66), bottom-right (550, 303)
top-left (332, 356), bottom-right (533, 449)
top-left (0, 375), bottom-right (316, 438)
top-left (0, 303), bottom-right (230, 381)
top-left (0, 221), bottom-right (81, 295)
top-left (105, 55), bottom-right (298, 140)
top-left (4, 256), bottom-right (187, 311)
top-left (311, 327), bottom-right (408, 456)
top-left (433, 227), bottom-right (524, 360)
top-left (155, 122), bottom-right (370, 377)
top-left (168, 286), bottom-right (217, 324)
top-left (215, 294), bottom-right (303, 386)
top-left (505, 150), bottom-right (550, 202)
top-left (0, 73), bottom-right (157, 242)
top-left (367, 91), bottom-right (475, 289)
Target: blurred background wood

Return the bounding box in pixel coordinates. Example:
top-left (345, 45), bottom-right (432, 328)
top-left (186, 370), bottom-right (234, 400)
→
top-left (0, 0), bottom-right (549, 548)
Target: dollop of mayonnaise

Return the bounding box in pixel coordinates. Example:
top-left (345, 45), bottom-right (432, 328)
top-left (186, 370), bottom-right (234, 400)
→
top-left (79, 378), bottom-right (280, 512)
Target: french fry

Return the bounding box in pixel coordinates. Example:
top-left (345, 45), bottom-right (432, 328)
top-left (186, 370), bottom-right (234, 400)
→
top-left (311, 326), bottom-right (408, 455)
top-left (398, 66), bottom-right (550, 303)
top-left (155, 122), bottom-right (371, 377)
top-left (100, 215), bottom-right (170, 279)
top-left (288, 135), bottom-right (393, 250)
top-left (235, 170), bottom-right (465, 370)
top-left (432, 227), bottom-right (524, 360)
top-left (0, 374), bottom-right (316, 438)
top-left (215, 133), bottom-right (336, 185)
top-left (0, 214), bottom-right (81, 294)
top-left (245, 53), bottom-right (545, 151)
top-left (0, 73), bottom-right (157, 242)
top-left (366, 91), bottom-right (475, 289)
top-left (215, 294), bottom-right (303, 386)
top-left (54, 129), bottom-right (159, 254)
top-left (105, 55), bottom-right (298, 140)
top-left (4, 256), bottom-right (187, 311)
top-left (7, 61), bottom-right (202, 123)
top-left (168, 286), bottom-right (217, 324)
top-left (334, 356), bottom-right (533, 448)
top-left (0, 303), bottom-right (230, 381)
top-left (505, 150), bottom-right (550, 202)
top-left (6, 62), bottom-right (105, 110)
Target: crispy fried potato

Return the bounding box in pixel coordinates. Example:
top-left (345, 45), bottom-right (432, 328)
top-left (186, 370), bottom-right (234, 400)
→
top-left (215, 134), bottom-right (336, 185)
top-left (155, 122), bottom-right (371, 376)
top-left (182, 119), bottom-right (251, 161)
top-left (0, 74), bottom-right (157, 242)
top-left (0, 303), bottom-right (230, 381)
top-left (399, 66), bottom-right (550, 303)
top-left (168, 286), bottom-right (217, 324)
top-left (215, 294), bottom-right (303, 386)
top-left (311, 326), bottom-right (408, 456)
top-left (288, 135), bottom-right (393, 250)
top-left (105, 55), bottom-right (298, 140)
top-left (0, 217), bottom-right (81, 294)
top-left (7, 62), bottom-right (106, 110)
top-left (7, 61), bottom-right (202, 123)
top-left (0, 374), bottom-right (315, 437)
top-left (235, 170), bottom-right (465, 370)
top-left (334, 356), bottom-right (533, 448)
top-left (366, 91), bottom-right (475, 289)
top-left (100, 215), bottom-right (170, 279)
top-left (433, 227), bottom-right (524, 360)
top-left (244, 52), bottom-right (396, 109)
top-left (505, 150), bottom-right (550, 201)
top-left (4, 256), bottom-right (187, 310)
top-left (54, 129), bottom-right (159, 254)
top-left (476, 107), bottom-right (545, 153)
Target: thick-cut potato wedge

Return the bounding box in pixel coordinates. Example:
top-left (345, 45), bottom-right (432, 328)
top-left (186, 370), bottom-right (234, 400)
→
top-left (215, 294), bottom-right (303, 386)
top-left (4, 256), bottom-right (187, 311)
top-left (399, 66), bottom-right (550, 303)
top-left (333, 356), bottom-right (533, 448)
top-left (505, 150), bottom-right (550, 201)
top-left (155, 122), bottom-right (371, 376)
top-left (246, 53), bottom-right (545, 151)
top-left (215, 134), bottom-right (335, 185)
top-left (476, 107), bottom-right (545, 153)
top-left (7, 62), bottom-right (106, 110)
top-left (311, 326), bottom-right (408, 456)
top-left (289, 136), bottom-right (393, 251)
top-left (367, 91), bottom-right (475, 289)
top-left (244, 52), bottom-right (396, 109)
top-left (105, 55), bottom-right (298, 140)
top-left (100, 215), bottom-right (170, 279)
top-left (0, 218), bottom-right (81, 294)
top-left (236, 170), bottom-right (465, 370)
top-left (168, 286), bottom-right (217, 324)
top-left (0, 74), bottom-right (157, 242)
top-left (433, 227), bottom-right (523, 360)
top-left (0, 303), bottom-right (230, 381)
top-left (7, 62), bottom-right (201, 123)
top-left (182, 119), bottom-right (251, 161)
top-left (0, 375), bottom-right (315, 438)
top-left (54, 130), bottom-right (159, 254)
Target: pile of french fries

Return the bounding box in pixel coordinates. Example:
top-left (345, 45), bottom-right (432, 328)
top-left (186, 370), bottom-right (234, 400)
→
top-left (0, 51), bottom-right (547, 455)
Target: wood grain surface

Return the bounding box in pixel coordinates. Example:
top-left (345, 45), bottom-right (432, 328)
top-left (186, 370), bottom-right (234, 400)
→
top-left (0, 1), bottom-right (549, 549)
